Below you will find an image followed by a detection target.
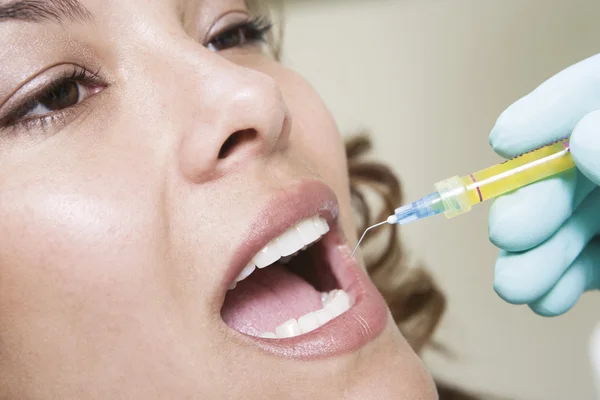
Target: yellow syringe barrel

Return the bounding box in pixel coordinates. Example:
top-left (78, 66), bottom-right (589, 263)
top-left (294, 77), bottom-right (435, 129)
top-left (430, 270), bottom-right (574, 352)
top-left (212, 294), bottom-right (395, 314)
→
top-left (434, 138), bottom-right (575, 219)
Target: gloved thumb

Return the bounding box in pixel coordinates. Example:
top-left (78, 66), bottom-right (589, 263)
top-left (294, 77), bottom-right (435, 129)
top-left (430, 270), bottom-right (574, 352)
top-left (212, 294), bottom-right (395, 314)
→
top-left (571, 110), bottom-right (600, 186)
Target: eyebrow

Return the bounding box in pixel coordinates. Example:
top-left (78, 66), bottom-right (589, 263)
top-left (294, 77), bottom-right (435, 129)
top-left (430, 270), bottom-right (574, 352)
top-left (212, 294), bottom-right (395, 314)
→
top-left (0, 0), bottom-right (92, 24)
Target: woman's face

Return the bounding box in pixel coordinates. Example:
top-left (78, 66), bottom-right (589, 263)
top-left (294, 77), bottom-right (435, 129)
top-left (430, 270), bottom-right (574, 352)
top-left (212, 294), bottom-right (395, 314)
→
top-left (0, 0), bottom-right (435, 398)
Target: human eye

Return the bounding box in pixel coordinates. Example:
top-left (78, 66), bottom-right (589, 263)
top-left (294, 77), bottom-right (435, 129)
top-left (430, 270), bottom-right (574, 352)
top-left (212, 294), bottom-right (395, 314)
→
top-left (0, 66), bottom-right (106, 134)
top-left (207, 16), bottom-right (273, 52)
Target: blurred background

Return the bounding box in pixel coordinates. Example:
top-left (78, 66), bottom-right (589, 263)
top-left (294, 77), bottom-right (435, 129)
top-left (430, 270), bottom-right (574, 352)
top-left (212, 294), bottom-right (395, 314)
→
top-left (279, 1), bottom-right (600, 399)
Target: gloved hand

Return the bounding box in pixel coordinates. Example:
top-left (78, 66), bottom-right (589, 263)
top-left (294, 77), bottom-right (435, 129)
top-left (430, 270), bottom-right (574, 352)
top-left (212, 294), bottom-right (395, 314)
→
top-left (488, 54), bottom-right (600, 316)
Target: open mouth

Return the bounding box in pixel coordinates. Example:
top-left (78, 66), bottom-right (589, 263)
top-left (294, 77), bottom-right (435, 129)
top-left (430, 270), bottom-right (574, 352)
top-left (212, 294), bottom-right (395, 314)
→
top-left (218, 179), bottom-right (388, 359)
top-left (221, 216), bottom-right (353, 339)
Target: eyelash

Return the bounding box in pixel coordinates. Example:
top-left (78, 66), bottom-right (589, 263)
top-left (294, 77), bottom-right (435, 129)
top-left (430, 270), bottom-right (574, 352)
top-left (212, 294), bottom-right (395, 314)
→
top-left (0, 17), bottom-right (273, 134)
top-left (0, 67), bottom-right (104, 133)
top-left (207, 16), bottom-right (273, 51)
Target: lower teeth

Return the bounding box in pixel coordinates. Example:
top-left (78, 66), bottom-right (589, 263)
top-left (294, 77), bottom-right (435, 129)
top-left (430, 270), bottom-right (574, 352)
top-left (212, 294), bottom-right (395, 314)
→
top-left (259, 290), bottom-right (352, 339)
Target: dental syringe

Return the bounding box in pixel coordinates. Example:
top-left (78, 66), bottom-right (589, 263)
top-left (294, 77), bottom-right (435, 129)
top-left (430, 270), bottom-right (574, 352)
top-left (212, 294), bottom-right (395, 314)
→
top-left (351, 138), bottom-right (574, 257)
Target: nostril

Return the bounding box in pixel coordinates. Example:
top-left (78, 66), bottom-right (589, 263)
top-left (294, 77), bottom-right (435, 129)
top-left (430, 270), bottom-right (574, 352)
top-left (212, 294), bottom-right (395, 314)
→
top-left (218, 129), bottom-right (258, 159)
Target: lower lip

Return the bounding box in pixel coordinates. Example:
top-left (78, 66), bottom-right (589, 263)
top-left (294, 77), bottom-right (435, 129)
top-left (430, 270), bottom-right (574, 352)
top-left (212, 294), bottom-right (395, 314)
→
top-left (229, 228), bottom-right (389, 360)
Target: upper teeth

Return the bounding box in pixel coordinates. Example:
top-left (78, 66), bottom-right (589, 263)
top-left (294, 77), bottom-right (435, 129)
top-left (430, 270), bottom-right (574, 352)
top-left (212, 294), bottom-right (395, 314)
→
top-left (228, 216), bottom-right (330, 290)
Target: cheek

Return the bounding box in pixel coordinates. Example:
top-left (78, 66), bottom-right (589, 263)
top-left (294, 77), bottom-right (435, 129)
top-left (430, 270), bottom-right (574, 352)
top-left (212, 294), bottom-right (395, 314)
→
top-left (0, 149), bottom-right (198, 380)
top-left (0, 150), bottom-right (167, 327)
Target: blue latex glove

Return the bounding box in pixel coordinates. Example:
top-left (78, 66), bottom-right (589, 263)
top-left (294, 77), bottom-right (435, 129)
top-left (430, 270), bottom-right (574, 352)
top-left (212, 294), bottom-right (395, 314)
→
top-left (488, 54), bottom-right (600, 316)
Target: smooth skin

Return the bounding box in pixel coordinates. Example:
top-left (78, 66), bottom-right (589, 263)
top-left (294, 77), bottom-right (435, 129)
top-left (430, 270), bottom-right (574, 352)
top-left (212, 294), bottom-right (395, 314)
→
top-left (0, 0), bottom-right (435, 398)
top-left (489, 54), bottom-right (600, 316)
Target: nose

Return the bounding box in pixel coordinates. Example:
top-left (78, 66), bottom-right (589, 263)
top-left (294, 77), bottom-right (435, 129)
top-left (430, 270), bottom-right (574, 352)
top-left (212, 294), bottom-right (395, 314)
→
top-left (178, 56), bottom-right (291, 183)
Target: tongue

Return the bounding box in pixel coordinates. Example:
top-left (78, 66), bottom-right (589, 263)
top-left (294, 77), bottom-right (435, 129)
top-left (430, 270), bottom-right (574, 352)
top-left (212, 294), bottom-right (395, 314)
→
top-left (221, 263), bottom-right (323, 335)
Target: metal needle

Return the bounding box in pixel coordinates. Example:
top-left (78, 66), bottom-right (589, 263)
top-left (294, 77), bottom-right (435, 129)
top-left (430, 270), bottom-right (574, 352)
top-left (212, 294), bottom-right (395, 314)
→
top-left (350, 221), bottom-right (388, 258)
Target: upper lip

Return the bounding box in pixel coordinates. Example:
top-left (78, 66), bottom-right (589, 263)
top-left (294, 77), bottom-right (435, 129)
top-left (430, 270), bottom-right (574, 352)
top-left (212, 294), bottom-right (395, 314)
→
top-left (219, 178), bottom-right (340, 299)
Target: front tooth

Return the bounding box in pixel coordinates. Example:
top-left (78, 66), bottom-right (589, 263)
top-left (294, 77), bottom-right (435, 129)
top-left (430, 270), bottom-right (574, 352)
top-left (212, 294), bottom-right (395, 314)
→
top-left (314, 308), bottom-right (333, 326)
top-left (324, 290), bottom-right (351, 318)
top-left (322, 290), bottom-right (342, 307)
top-left (259, 332), bottom-right (276, 339)
top-left (235, 263), bottom-right (256, 283)
top-left (275, 227), bottom-right (305, 257)
top-left (319, 218), bottom-right (330, 234)
top-left (295, 219), bottom-right (321, 245)
top-left (275, 319), bottom-right (302, 338)
top-left (253, 242), bottom-right (281, 269)
top-left (298, 312), bottom-right (319, 334)
top-left (313, 218), bottom-right (329, 235)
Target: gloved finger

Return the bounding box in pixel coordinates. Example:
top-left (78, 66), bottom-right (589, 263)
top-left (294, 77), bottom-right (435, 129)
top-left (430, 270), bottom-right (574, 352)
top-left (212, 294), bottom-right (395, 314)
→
top-left (489, 169), bottom-right (596, 252)
top-left (528, 237), bottom-right (600, 316)
top-left (571, 110), bottom-right (600, 186)
top-left (489, 54), bottom-right (600, 158)
top-left (494, 188), bottom-right (600, 304)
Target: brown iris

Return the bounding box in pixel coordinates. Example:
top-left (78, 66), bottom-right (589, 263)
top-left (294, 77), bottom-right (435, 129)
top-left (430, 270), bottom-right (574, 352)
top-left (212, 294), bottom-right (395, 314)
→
top-left (38, 81), bottom-right (79, 111)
